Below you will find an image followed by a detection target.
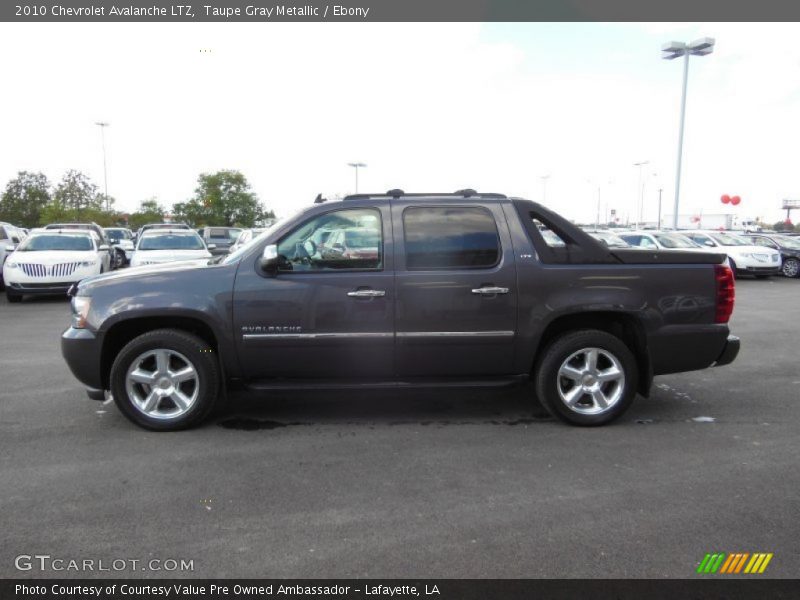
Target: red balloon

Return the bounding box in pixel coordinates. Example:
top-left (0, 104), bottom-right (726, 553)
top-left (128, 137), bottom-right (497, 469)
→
top-left (730, 196), bottom-right (741, 206)
top-left (721, 194), bottom-right (731, 204)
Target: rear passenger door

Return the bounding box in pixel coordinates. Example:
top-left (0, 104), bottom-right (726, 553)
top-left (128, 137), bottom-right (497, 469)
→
top-left (392, 203), bottom-right (518, 377)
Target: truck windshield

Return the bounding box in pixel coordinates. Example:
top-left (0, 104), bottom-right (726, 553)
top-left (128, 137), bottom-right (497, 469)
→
top-left (710, 232), bottom-right (750, 246)
top-left (105, 229), bottom-right (131, 242)
top-left (654, 233), bottom-right (701, 249)
top-left (19, 234), bottom-right (93, 251)
top-left (139, 234), bottom-right (205, 250)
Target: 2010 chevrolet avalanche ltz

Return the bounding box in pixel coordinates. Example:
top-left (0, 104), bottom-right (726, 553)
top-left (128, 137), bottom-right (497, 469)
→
top-left (61, 190), bottom-right (740, 430)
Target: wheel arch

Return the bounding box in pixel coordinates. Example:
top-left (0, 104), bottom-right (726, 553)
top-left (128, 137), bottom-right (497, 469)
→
top-left (533, 311), bottom-right (652, 396)
top-left (100, 316), bottom-right (220, 390)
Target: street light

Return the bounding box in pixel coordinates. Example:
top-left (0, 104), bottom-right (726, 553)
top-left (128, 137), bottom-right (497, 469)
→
top-left (347, 162), bottom-right (367, 194)
top-left (633, 161), bottom-right (649, 229)
top-left (662, 37), bottom-right (715, 230)
top-left (95, 121), bottom-right (110, 211)
top-left (539, 174), bottom-right (551, 204)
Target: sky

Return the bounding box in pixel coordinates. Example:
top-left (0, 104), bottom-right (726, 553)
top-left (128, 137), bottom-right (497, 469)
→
top-left (1, 21), bottom-right (799, 225)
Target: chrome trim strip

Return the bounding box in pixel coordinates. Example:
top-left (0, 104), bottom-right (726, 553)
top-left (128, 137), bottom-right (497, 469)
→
top-left (397, 331), bottom-right (515, 338)
top-left (243, 332), bottom-right (394, 341)
top-left (243, 331), bottom-right (515, 340)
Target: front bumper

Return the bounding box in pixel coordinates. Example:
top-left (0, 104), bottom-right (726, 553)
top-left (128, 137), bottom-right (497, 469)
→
top-left (7, 281), bottom-right (74, 295)
top-left (713, 335), bottom-right (740, 367)
top-left (61, 327), bottom-right (104, 390)
top-left (738, 265), bottom-right (781, 275)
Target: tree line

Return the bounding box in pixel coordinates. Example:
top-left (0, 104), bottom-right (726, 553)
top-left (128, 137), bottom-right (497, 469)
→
top-left (0, 169), bottom-right (275, 230)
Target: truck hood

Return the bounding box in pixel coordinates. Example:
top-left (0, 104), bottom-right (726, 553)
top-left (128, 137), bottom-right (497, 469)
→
top-left (75, 258), bottom-right (214, 291)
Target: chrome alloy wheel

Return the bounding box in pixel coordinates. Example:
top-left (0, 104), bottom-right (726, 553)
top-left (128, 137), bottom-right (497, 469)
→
top-left (556, 347), bottom-right (625, 415)
top-left (125, 349), bottom-right (199, 420)
top-left (783, 258), bottom-right (799, 278)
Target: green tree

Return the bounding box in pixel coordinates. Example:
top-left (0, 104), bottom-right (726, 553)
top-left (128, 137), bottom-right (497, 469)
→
top-left (53, 170), bottom-right (101, 212)
top-left (128, 198), bottom-right (166, 230)
top-left (186, 170), bottom-right (264, 227)
top-left (774, 220), bottom-right (793, 232)
top-left (171, 199), bottom-right (207, 228)
top-left (0, 171), bottom-right (51, 227)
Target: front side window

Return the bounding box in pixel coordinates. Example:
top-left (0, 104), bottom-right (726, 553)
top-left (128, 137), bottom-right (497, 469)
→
top-left (753, 237), bottom-right (777, 249)
top-left (403, 206), bottom-right (500, 269)
top-left (276, 208), bottom-right (382, 272)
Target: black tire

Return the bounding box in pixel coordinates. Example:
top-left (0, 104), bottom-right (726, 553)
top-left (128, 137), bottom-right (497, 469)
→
top-left (534, 329), bottom-right (638, 426)
top-left (6, 290), bottom-right (22, 303)
top-left (110, 329), bottom-right (220, 431)
top-left (782, 258), bottom-right (800, 279)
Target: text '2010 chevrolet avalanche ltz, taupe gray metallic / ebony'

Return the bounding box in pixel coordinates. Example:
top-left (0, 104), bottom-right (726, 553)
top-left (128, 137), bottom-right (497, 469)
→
top-left (61, 190), bottom-right (739, 430)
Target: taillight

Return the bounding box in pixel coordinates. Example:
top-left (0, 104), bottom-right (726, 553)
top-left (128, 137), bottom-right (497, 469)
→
top-left (714, 264), bottom-right (735, 323)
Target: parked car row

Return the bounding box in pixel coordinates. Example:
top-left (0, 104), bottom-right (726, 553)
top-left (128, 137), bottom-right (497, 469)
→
top-left (582, 228), bottom-right (792, 278)
top-left (2, 222), bottom-right (268, 301)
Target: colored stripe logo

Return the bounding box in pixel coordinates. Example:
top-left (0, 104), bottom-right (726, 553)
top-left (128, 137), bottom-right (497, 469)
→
top-left (697, 552), bottom-right (773, 574)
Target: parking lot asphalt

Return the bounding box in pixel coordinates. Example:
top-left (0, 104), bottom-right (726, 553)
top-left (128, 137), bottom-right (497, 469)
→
top-left (1, 278), bottom-right (798, 579)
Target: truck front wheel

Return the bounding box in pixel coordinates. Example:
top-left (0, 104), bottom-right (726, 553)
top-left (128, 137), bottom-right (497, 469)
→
top-left (110, 329), bottom-right (220, 431)
top-left (534, 329), bottom-right (638, 426)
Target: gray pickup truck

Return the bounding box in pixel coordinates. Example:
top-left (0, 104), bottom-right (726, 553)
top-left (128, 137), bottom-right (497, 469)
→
top-left (61, 190), bottom-right (739, 430)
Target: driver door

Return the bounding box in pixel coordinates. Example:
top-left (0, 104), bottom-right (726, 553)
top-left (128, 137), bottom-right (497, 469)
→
top-left (233, 204), bottom-right (395, 380)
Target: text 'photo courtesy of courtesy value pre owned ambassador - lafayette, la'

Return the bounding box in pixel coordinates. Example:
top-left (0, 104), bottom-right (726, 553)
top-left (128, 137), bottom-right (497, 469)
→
top-left (60, 190), bottom-right (740, 431)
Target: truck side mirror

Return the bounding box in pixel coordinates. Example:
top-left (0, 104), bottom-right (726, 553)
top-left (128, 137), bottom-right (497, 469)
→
top-left (260, 244), bottom-right (279, 276)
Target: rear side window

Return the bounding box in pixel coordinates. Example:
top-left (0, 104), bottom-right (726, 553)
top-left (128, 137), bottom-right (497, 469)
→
top-left (403, 207), bottom-right (500, 269)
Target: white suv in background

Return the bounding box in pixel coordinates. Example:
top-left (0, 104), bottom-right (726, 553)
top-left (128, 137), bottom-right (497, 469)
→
top-left (130, 229), bottom-right (213, 267)
top-left (679, 230), bottom-right (781, 278)
top-left (618, 231), bottom-right (709, 253)
top-left (3, 230), bottom-right (109, 302)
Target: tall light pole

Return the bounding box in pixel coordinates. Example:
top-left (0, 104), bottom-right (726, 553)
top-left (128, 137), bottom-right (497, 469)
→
top-left (540, 175), bottom-right (551, 204)
top-left (657, 187), bottom-right (664, 229)
top-left (95, 121), bottom-right (110, 211)
top-left (633, 161), bottom-right (649, 229)
top-left (662, 37), bottom-right (715, 230)
top-left (347, 162), bottom-right (367, 194)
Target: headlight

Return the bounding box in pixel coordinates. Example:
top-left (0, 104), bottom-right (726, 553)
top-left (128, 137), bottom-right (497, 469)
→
top-left (78, 260), bottom-right (97, 267)
top-left (5, 261), bottom-right (18, 269)
top-left (71, 296), bottom-right (91, 329)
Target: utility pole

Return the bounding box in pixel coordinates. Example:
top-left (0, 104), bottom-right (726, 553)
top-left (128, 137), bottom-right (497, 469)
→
top-left (633, 161), bottom-right (649, 228)
top-left (540, 175), bottom-right (551, 204)
top-left (95, 122), bottom-right (110, 211)
top-left (657, 188), bottom-right (663, 229)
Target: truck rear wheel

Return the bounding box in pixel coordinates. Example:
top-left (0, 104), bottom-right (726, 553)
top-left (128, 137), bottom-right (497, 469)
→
top-left (110, 329), bottom-right (220, 431)
top-left (534, 329), bottom-right (638, 426)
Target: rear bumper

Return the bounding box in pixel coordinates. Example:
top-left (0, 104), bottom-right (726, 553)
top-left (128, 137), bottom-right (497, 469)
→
top-left (61, 327), bottom-right (104, 390)
top-left (649, 324), bottom-right (732, 375)
top-left (713, 335), bottom-right (740, 367)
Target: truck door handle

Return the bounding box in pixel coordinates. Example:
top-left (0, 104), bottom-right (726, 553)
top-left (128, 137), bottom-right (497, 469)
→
top-left (347, 289), bottom-right (386, 298)
top-left (471, 286), bottom-right (510, 295)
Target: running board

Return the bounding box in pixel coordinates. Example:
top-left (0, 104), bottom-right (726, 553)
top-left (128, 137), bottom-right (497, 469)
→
top-left (241, 375), bottom-right (528, 392)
